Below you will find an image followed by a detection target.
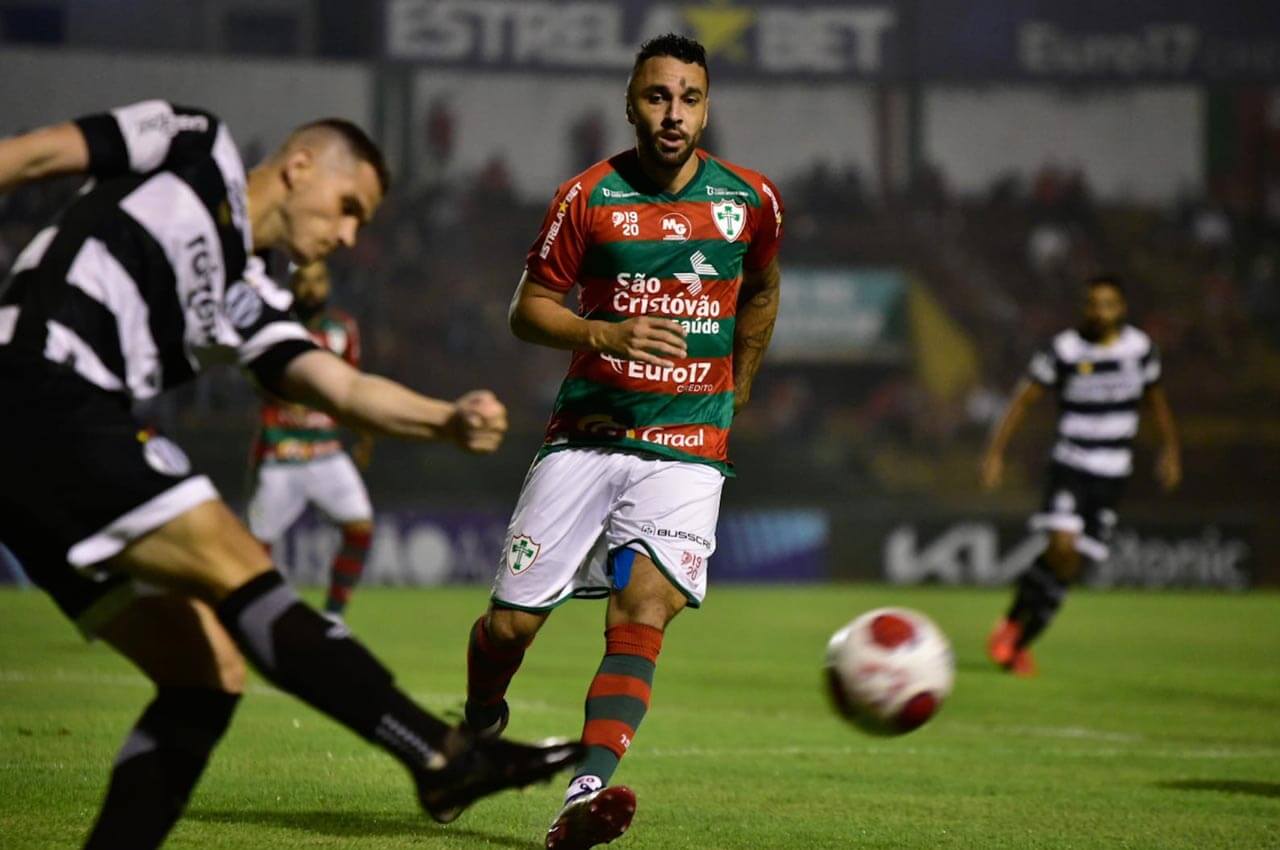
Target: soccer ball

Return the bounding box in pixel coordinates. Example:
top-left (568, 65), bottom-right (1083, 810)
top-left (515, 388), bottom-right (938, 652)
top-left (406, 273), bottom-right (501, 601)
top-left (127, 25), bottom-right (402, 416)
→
top-left (824, 607), bottom-right (955, 735)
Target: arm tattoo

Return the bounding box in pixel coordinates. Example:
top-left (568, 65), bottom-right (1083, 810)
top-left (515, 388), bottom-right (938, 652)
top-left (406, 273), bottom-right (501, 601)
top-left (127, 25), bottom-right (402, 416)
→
top-left (733, 263), bottom-right (781, 412)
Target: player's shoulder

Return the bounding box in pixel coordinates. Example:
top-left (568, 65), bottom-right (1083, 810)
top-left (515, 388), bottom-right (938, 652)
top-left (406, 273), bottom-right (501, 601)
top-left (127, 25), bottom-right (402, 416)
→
top-left (701, 152), bottom-right (780, 206)
top-left (552, 154), bottom-right (624, 205)
top-left (1048, 327), bottom-right (1084, 360)
top-left (1116, 324), bottom-right (1155, 357)
top-left (320, 307), bottom-right (359, 331)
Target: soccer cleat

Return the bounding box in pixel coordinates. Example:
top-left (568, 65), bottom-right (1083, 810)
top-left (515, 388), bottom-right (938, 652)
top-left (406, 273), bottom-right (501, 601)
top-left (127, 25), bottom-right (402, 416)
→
top-left (545, 786), bottom-right (637, 850)
top-left (463, 699), bottom-right (510, 740)
top-left (987, 618), bottom-right (1022, 668)
top-left (1008, 647), bottom-right (1038, 678)
top-left (414, 727), bottom-right (583, 824)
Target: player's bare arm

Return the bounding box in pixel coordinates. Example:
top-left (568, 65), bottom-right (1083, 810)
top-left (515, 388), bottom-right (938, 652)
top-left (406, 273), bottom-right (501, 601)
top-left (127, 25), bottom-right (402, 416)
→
top-left (509, 271), bottom-right (688, 366)
top-left (732, 257), bottom-right (781, 413)
top-left (1144, 384), bottom-right (1182, 491)
top-left (0, 121), bottom-right (90, 192)
top-left (277, 349), bottom-right (507, 453)
top-left (981, 379), bottom-right (1046, 490)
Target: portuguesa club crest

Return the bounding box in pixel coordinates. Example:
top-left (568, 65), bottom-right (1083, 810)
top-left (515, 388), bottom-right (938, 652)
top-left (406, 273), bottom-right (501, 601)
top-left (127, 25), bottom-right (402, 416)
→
top-left (711, 199), bottom-right (745, 242)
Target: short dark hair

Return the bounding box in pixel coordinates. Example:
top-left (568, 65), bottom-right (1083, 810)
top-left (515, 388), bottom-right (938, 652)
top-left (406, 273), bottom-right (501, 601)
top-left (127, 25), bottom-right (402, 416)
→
top-left (632, 33), bottom-right (709, 86)
top-left (1086, 274), bottom-right (1125, 295)
top-left (295, 118), bottom-right (391, 195)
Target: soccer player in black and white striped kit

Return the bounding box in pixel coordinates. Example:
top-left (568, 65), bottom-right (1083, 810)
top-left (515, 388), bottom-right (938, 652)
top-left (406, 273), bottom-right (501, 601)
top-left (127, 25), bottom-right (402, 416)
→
top-left (0, 101), bottom-right (580, 848)
top-left (981, 275), bottom-right (1181, 676)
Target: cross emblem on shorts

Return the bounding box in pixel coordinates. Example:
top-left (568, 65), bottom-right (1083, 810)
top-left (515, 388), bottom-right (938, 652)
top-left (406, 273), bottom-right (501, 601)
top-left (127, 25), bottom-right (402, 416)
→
top-left (508, 535), bottom-right (541, 575)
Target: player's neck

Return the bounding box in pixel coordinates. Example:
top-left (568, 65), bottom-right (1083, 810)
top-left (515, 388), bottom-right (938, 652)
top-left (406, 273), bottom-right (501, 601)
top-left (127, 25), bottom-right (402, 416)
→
top-left (245, 163), bottom-right (286, 251)
top-left (635, 147), bottom-right (701, 195)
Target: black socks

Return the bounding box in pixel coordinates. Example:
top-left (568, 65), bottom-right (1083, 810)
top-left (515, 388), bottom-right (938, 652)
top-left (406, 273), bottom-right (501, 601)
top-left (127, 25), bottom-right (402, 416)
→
top-left (215, 570), bottom-right (449, 770)
top-left (1008, 557), bottom-right (1068, 649)
top-left (83, 687), bottom-right (239, 850)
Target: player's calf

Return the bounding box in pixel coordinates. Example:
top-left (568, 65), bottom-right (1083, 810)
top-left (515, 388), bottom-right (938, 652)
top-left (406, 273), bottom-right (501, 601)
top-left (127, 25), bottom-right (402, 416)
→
top-left (464, 609), bottom-right (543, 737)
top-left (83, 687), bottom-right (239, 850)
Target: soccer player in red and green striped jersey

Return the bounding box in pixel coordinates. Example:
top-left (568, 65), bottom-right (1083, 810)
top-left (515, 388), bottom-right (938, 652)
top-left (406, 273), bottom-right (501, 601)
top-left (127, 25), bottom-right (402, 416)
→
top-left (246, 261), bottom-right (375, 618)
top-left (462, 34), bottom-right (784, 849)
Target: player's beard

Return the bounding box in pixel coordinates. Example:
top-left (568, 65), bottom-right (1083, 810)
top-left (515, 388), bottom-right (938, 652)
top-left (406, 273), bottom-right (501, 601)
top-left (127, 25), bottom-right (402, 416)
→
top-left (638, 122), bottom-right (702, 172)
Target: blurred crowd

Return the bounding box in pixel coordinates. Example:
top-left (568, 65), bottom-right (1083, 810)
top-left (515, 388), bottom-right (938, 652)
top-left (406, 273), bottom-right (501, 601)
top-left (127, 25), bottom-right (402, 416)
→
top-left (2, 148), bottom-right (1277, 509)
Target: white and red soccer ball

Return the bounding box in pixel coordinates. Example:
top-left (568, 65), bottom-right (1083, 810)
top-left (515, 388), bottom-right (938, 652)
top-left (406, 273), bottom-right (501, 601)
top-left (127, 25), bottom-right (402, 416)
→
top-left (824, 607), bottom-right (955, 735)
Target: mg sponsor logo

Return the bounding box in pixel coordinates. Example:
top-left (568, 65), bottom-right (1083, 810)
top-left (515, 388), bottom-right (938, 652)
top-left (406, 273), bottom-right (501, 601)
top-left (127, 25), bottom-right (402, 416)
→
top-left (660, 213), bottom-right (691, 242)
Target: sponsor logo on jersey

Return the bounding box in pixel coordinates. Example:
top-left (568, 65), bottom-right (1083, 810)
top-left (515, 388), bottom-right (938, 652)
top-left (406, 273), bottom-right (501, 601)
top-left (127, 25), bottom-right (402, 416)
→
top-left (601, 187), bottom-right (641, 198)
top-left (712, 200), bottom-right (746, 242)
top-left (182, 233), bottom-right (221, 344)
top-left (624, 360), bottom-right (713, 390)
top-left (674, 250), bottom-right (718, 295)
top-left (760, 180), bottom-right (783, 237)
top-left (507, 534), bottom-right (541, 575)
top-left (661, 213), bottom-right (692, 242)
top-left (538, 181), bottom-right (582, 259)
top-left (224, 281), bottom-right (263, 329)
top-left (706, 186), bottom-right (752, 198)
top-left (137, 111), bottom-right (210, 138)
top-left (611, 209), bottom-right (639, 237)
top-left (611, 289), bottom-right (723, 318)
top-left (636, 425), bottom-right (706, 448)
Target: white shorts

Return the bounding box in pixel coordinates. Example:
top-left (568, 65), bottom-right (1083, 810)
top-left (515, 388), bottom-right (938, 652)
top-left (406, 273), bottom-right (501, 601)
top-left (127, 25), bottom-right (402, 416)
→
top-left (491, 448), bottom-right (724, 611)
top-left (247, 452), bottom-right (373, 543)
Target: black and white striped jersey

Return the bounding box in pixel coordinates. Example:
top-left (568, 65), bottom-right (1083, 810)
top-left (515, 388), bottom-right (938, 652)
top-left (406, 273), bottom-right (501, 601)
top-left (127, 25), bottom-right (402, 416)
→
top-left (0, 100), bottom-right (314, 400)
top-left (1028, 325), bottom-right (1161, 479)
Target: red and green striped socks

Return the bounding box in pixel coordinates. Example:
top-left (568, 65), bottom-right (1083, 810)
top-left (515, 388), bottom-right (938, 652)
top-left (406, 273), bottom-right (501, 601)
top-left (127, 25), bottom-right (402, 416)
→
top-left (465, 616), bottom-right (529, 724)
top-left (325, 525), bottom-right (372, 615)
top-left (571, 623), bottom-right (663, 797)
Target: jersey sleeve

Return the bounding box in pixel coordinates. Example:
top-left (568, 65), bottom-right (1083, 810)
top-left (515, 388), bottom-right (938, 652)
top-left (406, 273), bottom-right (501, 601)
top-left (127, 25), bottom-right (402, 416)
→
top-left (1027, 344), bottom-right (1060, 387)
top-left (524, 179), bottom-right (591, 292)
top-left (743, 175), bottom-right (785, 272)
top-left (73, 100), bottom-right (223, 179)
top-left (1141, 341), bottom-right (1162, 387)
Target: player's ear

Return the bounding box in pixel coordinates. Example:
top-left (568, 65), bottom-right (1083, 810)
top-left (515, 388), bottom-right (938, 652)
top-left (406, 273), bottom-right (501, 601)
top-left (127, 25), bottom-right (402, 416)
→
top-left (283, 147), bottom-right (315, 190)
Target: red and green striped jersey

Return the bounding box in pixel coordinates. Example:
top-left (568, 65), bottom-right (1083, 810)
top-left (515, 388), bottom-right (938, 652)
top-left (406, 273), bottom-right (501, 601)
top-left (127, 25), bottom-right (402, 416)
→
top-left (525, 149), bottom-right (784, 475)
top-left (253, 307), bottom-right (360, 464)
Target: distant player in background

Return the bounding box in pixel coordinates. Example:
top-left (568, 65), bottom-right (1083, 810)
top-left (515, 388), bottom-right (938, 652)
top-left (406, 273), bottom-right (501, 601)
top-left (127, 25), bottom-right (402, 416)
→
top-left (461, 34), bottom-right (784, 849)
top-left (982, 275), bottom-right (1181, 675)
top-left (248, 260), bottom-right (374, 619)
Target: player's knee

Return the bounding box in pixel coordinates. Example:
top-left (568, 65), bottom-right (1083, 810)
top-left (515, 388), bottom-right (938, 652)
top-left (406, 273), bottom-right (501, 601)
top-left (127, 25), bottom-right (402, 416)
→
top-left (343, 519), bottom-right (374, 536)
top-left (214, 645), bottom-right (248, 694)
top-left (486, 607), bottom-right (544, 649)
top-left (1044, 533), bottom-right (1081, 577)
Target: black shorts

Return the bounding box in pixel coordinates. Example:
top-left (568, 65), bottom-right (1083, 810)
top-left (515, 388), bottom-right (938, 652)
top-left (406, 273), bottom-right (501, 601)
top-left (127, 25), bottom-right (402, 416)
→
top-left (0, 357), bottom-right (218, 632)
top-left (1029, 462), bottom-right (1126, 561)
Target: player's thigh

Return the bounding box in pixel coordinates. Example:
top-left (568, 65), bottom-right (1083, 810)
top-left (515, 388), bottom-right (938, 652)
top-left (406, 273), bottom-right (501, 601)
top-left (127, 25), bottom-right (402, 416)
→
top-left (307, 453), bottom-right (373, 524)
top-left (246, 463), bottom-right (309, 542)
top-left (107, 500), bottom-right (273, 603)
top-left (98, 592), bottom-right (246, 692)
top-left (608, 459), bottom-right (723, 609)
top-left (491, 450), bottom-right (624, 611)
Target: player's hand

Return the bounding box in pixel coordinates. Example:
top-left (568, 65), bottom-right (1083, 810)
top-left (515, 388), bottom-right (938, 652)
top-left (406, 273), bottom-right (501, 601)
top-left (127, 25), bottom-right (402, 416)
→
top-left (448, 390), bottom-right (508, 454)
top-left (595, 316), bottom-right (687, 367)
top-left (1156, 445), bottom-right (1182, 492)
top-left (980, 452), bottom-right (1004, 490)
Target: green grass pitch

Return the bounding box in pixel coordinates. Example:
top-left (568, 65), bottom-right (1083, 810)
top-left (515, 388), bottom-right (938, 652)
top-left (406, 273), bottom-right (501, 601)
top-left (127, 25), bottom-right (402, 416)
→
top-left (2, 585), bottom-right (1278, 849)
